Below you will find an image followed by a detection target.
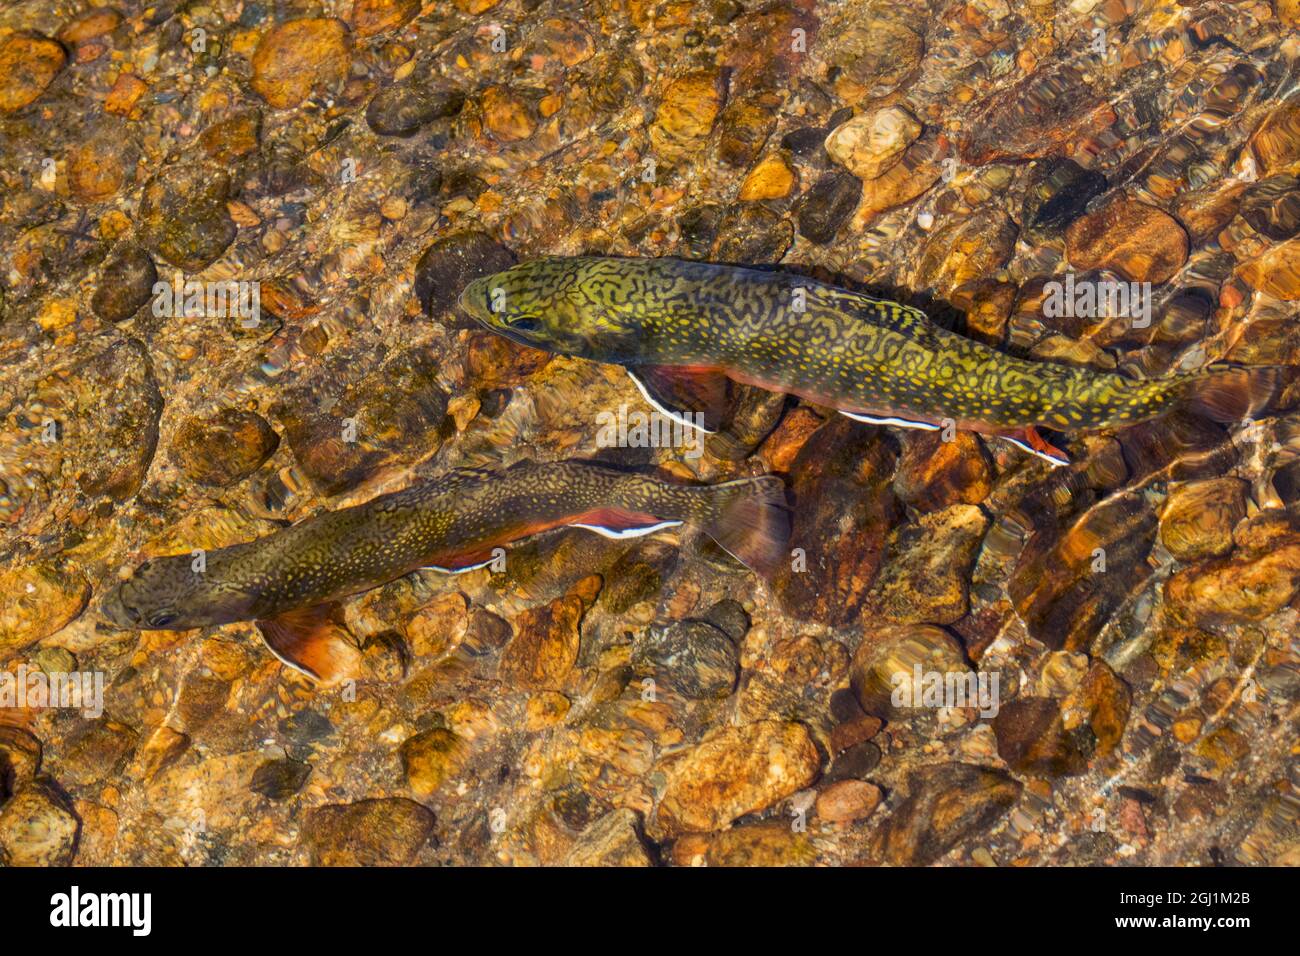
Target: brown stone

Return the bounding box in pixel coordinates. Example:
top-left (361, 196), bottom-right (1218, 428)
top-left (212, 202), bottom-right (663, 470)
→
top-left (401, 727), bottom-right (470, 797)
top-left (868, 763), bottom-right (1021, 865)
top-left (1165, 531), bottom-right (1300, 626)
top-left (829, 715), bottom-right (882, 754)
top-left (993, 661), bottom-right (1131, 777)
top-left (650, 71), bottom-right (725, 163)
top-left (853, 131), bottom-right (946, 228)
top-left (828, 16), bottom-right (921, 104)
top-left (1160, 478), bottom-right (1247, 561)
top-left (1237, 239), bottom-right (1300, 300)
top-left (771, 418), bottom-right (901, 626)
top-left (351, 0), bottom-right (420, 37)
top-left (916, 209), bottom-right (1018, 295)
top-left (703, 820), bottom-right (817, 865)
top-left (817, 780), bottom-right (883, 824)
top-left (173, 408), bottom-right (280, 487)
top-left (0, 560), bottom-right (90, 656)
top-left (0, 781), bottom-right (80, 866)
top-left (303, 798), bottom-right (435, 865)
top-left (1066, 194), bottom-right (1189, 284)
top-left (657, 721), bottom-right (821, 834)
top-left (481, 85), bottom-right (535, 142)
top-left (562, 809), bottom-right (652, 866)
top-left (498, 575), bottom-right (600, 689)
top-left (1008, 493), bottom-right (1158, 651)
top-left (251, 18), bottom-right (352, 110)
top-left (739, 154), bottom-right (795, 201)
top-left (894, 431), bottom-right (993, 510)
top-left (0, 34), bottom-right (66, 112)
top-left (850, 624), bottom-right (971, 719)
top-left (962, 63), bottom-right (1116, 164)
top-left (1244, 95), bottom-right (1300, 178)
top-left (1172, 179), bottom-right (1248, 246)
top-left (869, 504), bottom-right (989, 625)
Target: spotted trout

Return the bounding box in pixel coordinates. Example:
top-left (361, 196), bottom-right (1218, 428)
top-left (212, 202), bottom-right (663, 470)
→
top-left (458, 256), bottom-right (1288, 465)
top-left (100, 461), bottom-right (790, 682)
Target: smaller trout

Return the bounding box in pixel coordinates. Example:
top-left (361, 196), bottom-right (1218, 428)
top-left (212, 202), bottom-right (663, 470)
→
top-left (100, 461), bottom-right (789, 682)
top-left (458, 256), bottom-right (1289, 465)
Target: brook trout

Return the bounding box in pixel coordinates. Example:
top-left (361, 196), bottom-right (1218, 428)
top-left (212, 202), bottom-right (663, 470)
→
top-left (100, 461), bottom-right (790, 682)
top-left (458, 256), bottom-right (1286, 465)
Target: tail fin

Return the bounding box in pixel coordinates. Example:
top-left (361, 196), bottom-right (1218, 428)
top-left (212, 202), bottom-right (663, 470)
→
top-left (698, 476), bottom-right (792, 577)
top-left (1181, 364), bottom-right (1297, 423)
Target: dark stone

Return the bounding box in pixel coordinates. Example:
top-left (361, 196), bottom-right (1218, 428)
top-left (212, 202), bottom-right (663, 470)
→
top-left (91, 245), bottom-right (157, 323)
top-left (700, 599), bottom-right (750, 641)
top-left (1240, 174), bottom-right (1300, 241)
top-left (822, 739), bottom-right (881, 783)
top-left (678, 203), bottom-right (723, 259)
top-left (1021, 157), bottom-right (1108, 242)
top-left (250, 758), bottom-right (311, 800)
top-left (414, 232), bottom-right (516, 319)
top-left (715, 204), bottom-right (793, 263)
top-left (797, 171), bottom-right (861, 245)
top-left (137, 163), bottom-right (237, 271)
top-left (279, 710), bottom-right (334, 746)
top-left (366, 84), bottom-right (464, 137)
top-left (633, 621), bottom-right (739, 699)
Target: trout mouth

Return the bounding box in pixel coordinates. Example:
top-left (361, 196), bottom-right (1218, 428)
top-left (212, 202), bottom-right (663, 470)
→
top-left (456, 277), bottom-right (495, 327)
top-left (98, 574), bottom-right (184, 630)
top-left (97, 579), bottom-right (144, 629)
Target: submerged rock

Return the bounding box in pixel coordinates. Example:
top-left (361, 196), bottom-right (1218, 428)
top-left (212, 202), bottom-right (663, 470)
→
top-left (868, 763), bottom-right (1020, 866)
top-left (251, 18), bottom-right (352, 110)
top-left (993, 661), bottom-right (1131, 777)
top-left (173, 408), bottom-right (279, 487)
top-left (302, 798), bottom-right (435, 865)
top-left (0, 780), bottom-right (80, 866)
top-left (656, 720), bottom-right (820, 835)
top-left (91, 246), bottom-right (157, 323)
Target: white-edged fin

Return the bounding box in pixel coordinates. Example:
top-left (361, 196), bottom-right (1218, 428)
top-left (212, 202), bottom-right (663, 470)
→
top-left (1002, 435), bottom-right (1069, 468)
top-left (423, 557), bottom-right (497, 574)
top-left (839, 409), bottom-right (941, 431)
top-left (571, 519), bottom-right (683, 539)
top-left (626, 369), bottom-right (718, 434)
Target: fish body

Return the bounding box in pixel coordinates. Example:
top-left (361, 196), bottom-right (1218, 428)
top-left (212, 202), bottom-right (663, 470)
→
top-left (459, 257), bottom-right (1283, 463)
top-left (100, 461), bottom-right (788, 680)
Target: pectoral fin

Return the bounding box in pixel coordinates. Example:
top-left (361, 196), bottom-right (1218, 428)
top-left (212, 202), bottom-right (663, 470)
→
top-left (1001, 426), bottom-right (1070, 467)
top-left (256, 602), bottom-right (363, 686)
top-left (625, 366), bottom-right (729, 433)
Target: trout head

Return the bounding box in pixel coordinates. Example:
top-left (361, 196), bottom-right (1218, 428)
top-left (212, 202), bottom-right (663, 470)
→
top-left (458, 258), bottom-right (645, 362)
top-left (99, 553), bottom-right (255, 630)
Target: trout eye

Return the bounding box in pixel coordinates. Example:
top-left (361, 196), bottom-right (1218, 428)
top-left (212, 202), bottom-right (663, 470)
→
top-left (147, 610), bottom-right (177, 628)
top-left (507, 315), bottom-right (542, 333)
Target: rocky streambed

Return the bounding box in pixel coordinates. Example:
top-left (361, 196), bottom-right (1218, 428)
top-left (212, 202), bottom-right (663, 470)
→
top-left (1, 0), bottom-right (1299, 866)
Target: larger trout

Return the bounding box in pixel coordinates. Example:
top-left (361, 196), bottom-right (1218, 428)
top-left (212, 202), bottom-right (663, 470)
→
top-left (458, 256), bottom-right (1286, 465)
top-left (100, 461), bottom-right (789, 682)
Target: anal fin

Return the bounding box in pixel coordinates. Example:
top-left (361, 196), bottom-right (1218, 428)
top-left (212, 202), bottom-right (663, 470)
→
top-left (839, 409), bottom-right (941, 431)
top-left (626, 366), bottom-right (729, 433)
top-left (256, 602), bottom-right (363, 686)
top-left (569, 507), bottom-right (683, 539)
